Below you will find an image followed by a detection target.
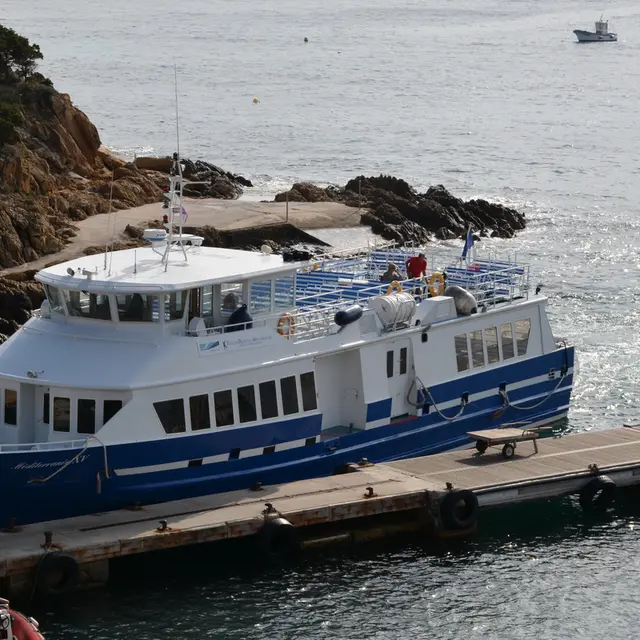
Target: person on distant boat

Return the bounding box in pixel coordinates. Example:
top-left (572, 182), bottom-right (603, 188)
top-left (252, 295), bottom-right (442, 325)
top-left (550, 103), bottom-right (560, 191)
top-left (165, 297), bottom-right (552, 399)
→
top-left (406, 252), bottom-right (427, 280)
top-left (380, 263), bottom-right (401, 283)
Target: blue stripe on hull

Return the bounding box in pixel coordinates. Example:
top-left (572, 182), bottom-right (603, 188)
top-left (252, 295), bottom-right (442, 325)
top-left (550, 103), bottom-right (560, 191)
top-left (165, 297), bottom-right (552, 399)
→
top-left (0, 347), bottom-right (574, 525)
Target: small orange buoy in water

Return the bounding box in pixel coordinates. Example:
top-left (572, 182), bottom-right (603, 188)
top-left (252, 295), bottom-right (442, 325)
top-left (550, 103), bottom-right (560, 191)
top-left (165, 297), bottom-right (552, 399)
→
top-left (252, 97), bottom-right (260, 104)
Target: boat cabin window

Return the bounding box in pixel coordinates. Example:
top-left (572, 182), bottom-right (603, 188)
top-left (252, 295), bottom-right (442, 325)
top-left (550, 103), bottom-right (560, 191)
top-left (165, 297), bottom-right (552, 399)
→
top-left (470, 330), bottom-right (485, 368)
top-left (250, 279), bottom-right (273, 314)
top-left (53, 397), bottom-right (71, 432)
top-left (259, 380), bottom-right (279, 419)
top-left (3, 389), bottom-right (17, 425)
top-left (275, 275), bottom-right (295, 309)
top-left (237, 385), bottom-right (257, 423)
top-left (500, 323), bottom-right (515, 360)
top-left (300, 372), bottom-right (318, 411)
top-left (104, 400), bottom-right (123, 424)
top-left (221, 283), bottom-right (245, 314)
top-left (43, 392), bottom-right (50, 424)
top-left (386, 350), bottom-right (394, 378)
top-left (485, 327), bottom-right (500, 364)
top-left (45, 286), bottom-right (65, 314)
top-left (455, 334), bottom-right (469, 372)
top-left (190, 394), bottom-right (211, 430)
top-left (63, 290), bottom-right (112, 320)
top-left (164, 292), bottom-right (187, 321)
top-left (399, 347), bottom-right (408, 375)
top-left (154, 398), bottom-right (186, 434)
top-left (281, 376), bottom-right (299, 415)
top-left (200, 285), bottom-right (214, 322)
top-left (515, 319), bottom-right (531, 356)
top-left (214, 390), bottom-right (234, 427)
top-left (116, 293), bottom-right (159, 322)
top-left (77, 399), bottom-right (96, 434)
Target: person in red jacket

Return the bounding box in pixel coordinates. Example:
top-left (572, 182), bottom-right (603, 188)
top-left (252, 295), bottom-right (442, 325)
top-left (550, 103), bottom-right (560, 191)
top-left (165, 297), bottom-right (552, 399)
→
top-left (406, 252), bottom-right (427, 279)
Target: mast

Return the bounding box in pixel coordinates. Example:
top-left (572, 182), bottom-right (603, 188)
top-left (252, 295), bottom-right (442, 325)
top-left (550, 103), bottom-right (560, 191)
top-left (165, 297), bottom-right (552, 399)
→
top-left (161, 65), bottom-right (188, 270)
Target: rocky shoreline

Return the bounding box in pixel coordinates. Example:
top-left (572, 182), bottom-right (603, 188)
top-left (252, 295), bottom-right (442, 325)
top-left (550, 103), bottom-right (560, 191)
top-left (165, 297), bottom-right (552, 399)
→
top-left (0, 25), bottom-right (527, 340)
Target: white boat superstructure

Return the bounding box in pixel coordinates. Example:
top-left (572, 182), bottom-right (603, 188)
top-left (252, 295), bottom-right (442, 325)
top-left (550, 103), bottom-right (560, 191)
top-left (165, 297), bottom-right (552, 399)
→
top-left (0, 154), bottom-right (576, 526)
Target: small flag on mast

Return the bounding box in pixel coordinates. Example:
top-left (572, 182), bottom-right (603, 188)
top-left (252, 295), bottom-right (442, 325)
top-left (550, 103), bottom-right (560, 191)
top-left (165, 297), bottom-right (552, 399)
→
top-left (461, 227), bottom-right (473, 261)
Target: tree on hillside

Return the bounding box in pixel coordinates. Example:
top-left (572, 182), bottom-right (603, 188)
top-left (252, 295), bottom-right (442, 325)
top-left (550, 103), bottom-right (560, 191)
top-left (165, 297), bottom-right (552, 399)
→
top-left (0, 25), bottom-right (43, 82)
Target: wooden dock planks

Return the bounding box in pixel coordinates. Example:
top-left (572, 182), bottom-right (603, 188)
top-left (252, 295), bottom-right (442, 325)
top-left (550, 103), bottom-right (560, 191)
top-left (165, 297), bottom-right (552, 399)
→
top-left (2, 426), bottom-right (640, 584)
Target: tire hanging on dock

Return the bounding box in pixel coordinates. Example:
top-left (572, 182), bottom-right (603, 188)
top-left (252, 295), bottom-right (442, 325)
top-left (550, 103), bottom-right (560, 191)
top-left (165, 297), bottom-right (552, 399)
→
top-left (258, 517), bottom-right (300, 563)
top-left (35, 552), bottom-right (80, 597)
top-left (579, 475), bottom-right (616, 511)
top-left (439, 489), bottom-right (479, 531)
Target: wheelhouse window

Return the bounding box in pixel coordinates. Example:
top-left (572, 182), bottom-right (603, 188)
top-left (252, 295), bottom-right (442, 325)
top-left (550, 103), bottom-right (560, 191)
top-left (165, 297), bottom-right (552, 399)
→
top-left (485, 326), bottom-right (500, 364)
top-left (53, 397), bottom-right (71, 432)
top-left (274, 275), bottom-right (294, 309)
top-left (77, 399), bottom-right (96, 434)
top-left (103, 400), bottom-right (123, 424)
top-left (200, 285), bottom-right (214, 321)
top-left (63, 291), bottom-right (112, 320)
top-left (470, 330), bottom-right (485, 368)
top-left (250, 280), bottom-right (273, 314)
top-left (154, 398), bottom-right (186, 434)
top-left (221, 284), bottom-right (244, 314)
top-left (45, 286), bottom-right (65, 314)
top-left (280, 376), bottom-right (299, 415)
top-left (515, 319), bottom-right (531, 356)
top-left (116, 293), bottom-right (159, 322)
top-left (4, 389), bottom-right (17, 425)
top-left (189, 394), bottom-right (211, 430)
top-left (455, 334), bottom-right (469, 372)
top-left (500, 323), bottom-right (515, 360)
top-left (214, 390), bottom-right (234, 427)
top-left (237, 385), bottom-right (257, 423)
top-left (259, 380), bottom-right (279, 419)
top-left (300, 372), bottom-right (318, 412)
top-left (164, 291), bottom-right (187, 321)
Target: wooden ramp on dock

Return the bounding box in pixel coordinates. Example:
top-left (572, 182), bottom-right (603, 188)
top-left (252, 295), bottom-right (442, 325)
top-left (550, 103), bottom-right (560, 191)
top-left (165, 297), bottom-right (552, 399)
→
top-left (2, 426), bottom-right (640, 595)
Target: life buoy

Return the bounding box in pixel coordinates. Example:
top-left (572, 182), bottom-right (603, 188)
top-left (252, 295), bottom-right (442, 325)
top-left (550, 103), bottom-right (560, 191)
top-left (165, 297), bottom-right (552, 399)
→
top-left (7, 610), bottom-right (45, 640)
top-left (428, 272), bottom-right (445, 297)
top-left (35, 552), bottom-right (80, 597)
top-left (385, 280), bottom-right (403, 295)
top-left (276, 313), bottom-right (295, 339)
top-left (258, 517), bottom-right (299, 563)
top-left (579, 475), bottom-right (616, 510)
top-left (440, 489), bottom-right (479, 530)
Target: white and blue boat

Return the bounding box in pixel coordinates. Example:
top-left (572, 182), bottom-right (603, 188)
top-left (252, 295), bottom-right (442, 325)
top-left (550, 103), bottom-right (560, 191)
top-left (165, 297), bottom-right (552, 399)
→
top-left (0, 155), bottom-right (575, 525)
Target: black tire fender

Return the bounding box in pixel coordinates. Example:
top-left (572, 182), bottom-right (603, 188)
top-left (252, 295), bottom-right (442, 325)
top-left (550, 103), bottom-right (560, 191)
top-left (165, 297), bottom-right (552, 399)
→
top-left (440, 489), bottom-right (479, 530)
top-left (35, 553), bottom-right (80, 597)
top-left (258, 517), bottom-right (299, 562)
top-left (579, 475), bottom-right (616, 510)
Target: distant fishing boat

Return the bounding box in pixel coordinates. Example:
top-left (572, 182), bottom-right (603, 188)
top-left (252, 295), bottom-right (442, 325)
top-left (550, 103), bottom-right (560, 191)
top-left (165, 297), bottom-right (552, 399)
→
top-left (574, 16), bottom-right (617, 42)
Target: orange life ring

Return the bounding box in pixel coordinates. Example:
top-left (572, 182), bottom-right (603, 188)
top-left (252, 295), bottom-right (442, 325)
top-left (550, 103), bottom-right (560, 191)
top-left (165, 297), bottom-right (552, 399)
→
top-left (385, 280), bottom-right (403, 295)
top-left (277, 313), bottom-right (295, 339)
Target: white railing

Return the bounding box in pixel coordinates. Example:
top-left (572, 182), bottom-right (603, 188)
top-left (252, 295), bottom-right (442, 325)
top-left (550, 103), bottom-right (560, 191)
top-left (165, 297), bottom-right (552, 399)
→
top-left (0, 438), bottom-right (88, 453)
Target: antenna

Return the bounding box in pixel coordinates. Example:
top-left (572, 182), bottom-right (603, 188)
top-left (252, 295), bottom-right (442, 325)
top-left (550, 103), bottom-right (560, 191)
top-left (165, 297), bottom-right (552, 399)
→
top-left (105, 169), bottom-right (117, 276)
top-left (174, 64), bottom-right (180, 157)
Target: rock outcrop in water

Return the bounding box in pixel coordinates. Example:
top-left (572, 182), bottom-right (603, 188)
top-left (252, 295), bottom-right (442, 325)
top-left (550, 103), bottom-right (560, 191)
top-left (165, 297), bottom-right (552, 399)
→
top-left (274, 175), bottom-right (526, 244)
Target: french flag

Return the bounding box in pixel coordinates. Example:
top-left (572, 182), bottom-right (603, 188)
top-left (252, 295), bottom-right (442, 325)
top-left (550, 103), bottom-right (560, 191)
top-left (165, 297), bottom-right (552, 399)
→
top-left (461, 226), bottom-right (473, 261)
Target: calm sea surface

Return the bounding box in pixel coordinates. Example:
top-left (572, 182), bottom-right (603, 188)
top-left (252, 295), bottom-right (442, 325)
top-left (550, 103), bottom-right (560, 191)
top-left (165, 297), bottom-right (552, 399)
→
top-left (3, 0), bottom-right (640, 637)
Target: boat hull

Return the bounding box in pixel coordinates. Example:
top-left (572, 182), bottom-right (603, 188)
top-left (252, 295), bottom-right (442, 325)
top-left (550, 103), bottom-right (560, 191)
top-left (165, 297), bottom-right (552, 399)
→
top-left (573, 30), bottom-right (617, 42)
top-left (0, 347), bottom-right (575, 526)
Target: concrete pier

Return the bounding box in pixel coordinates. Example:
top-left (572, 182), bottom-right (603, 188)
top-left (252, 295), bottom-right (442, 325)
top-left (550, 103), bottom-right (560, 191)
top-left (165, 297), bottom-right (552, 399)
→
top-left (2, 426), bottom-right (640, 598)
